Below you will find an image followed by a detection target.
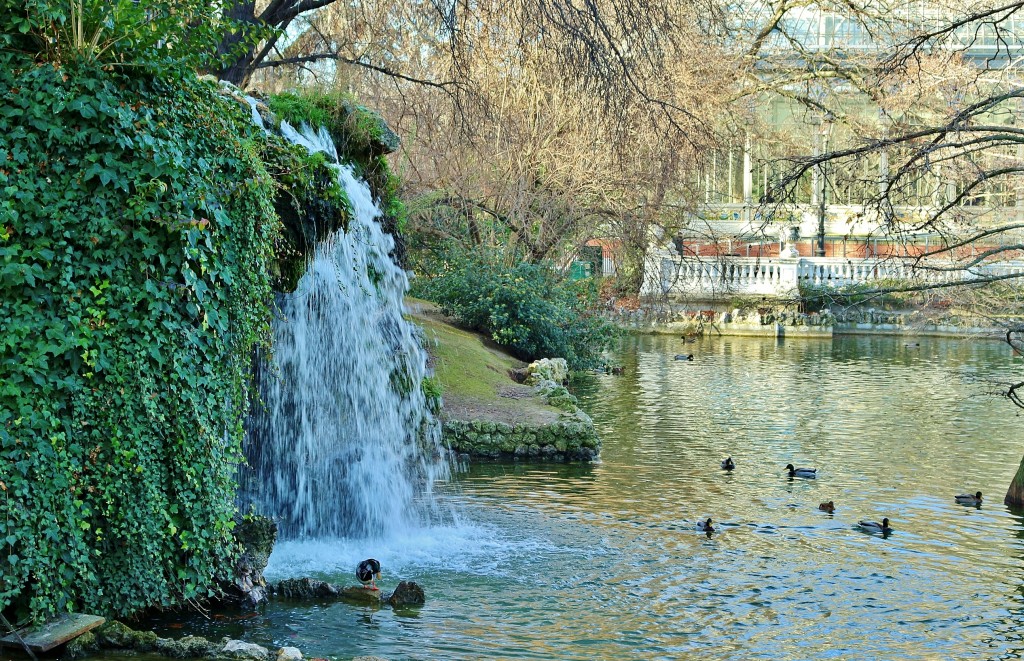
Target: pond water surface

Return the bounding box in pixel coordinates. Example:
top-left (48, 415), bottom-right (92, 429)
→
top-left (145, 334), bottom-right (1024, 660)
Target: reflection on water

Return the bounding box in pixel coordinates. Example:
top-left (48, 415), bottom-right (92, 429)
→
top-left (141, 335), bottom-right (1024, 660)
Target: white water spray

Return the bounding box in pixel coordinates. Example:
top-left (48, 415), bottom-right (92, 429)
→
top-left (242, 119), bottom-right (449, 540)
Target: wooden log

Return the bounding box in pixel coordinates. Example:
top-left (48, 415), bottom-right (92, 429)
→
top-left (0, 614), bottom-right (105, 653)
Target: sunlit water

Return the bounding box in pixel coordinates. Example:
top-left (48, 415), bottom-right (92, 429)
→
top-left (144, 334), bottom-right (1024, 660)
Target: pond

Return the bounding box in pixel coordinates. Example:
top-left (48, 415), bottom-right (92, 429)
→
top-left (144, 334), bottom-right (1024, 660)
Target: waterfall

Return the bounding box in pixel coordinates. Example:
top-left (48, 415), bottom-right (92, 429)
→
top-left (241, 117), bottom-right (448, 540)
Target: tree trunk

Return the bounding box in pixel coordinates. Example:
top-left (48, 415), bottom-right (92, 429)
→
top-left (214, 1), bottom-right (260, 87)
top-left (1007, 457), bottom-right (1024, 506)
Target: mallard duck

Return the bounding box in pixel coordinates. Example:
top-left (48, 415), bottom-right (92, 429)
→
top-left (818, 501), bottom-right (835, 513)
top-left (697, 517), bottom-right (715, 533)
top-left (721, 457), bottom-right (735, 470)
top-left (857, 518), bottom-right (892, 534)
top-left (785, 463), bottom-right (817, 478)
top-left (955, 491), bottom-right (983, 506)
top-left (356, 558), bottom-right (382, 590)
top-left (674, 354), bottom-right (694, 361)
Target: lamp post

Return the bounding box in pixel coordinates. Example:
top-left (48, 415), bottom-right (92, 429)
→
top-left (816, 114), bottom-right (833, 257)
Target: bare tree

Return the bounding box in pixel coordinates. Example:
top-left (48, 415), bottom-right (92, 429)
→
top-left (729, 2), bottom-right (1024, 501)
top-left (221, 0), bottom-right (724, 127)
top-left (246, 1), bottom-right (730, 289)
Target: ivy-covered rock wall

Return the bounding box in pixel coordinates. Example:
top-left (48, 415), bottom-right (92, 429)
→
top-left (0, 59), bottom-right (290, 620)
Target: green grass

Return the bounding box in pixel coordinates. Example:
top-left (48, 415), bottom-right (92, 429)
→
top-left (411, 312), bottom-right (519, 402)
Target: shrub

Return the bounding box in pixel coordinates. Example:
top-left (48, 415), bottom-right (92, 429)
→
top-left (411, 249), bottom-right (617, 370)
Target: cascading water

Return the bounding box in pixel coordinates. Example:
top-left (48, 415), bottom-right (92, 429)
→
top-left (241, 115), bottom-right (449, 540)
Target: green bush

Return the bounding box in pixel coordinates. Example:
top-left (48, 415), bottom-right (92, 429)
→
top-left (411, 250), bottom-right (617, 370)
top-left (0, 57), bottom-right (280, 621)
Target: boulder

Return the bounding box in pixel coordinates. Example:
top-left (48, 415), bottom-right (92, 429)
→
top-left (342, 101), bottom-right (401, 155)
top-left (93, 620), bottom-right (158, 651)
top-left (64, 632), bottom-right (98, 659)
top-left (223, 514), bottom-right (278, 609)
top-left (386, 581), bottom-right (425, 608)
top-left (222, 639), bottom-right (271, 661)
top-left (338, 585), bottom-right (384, 606)
top-left (273, 578), bottom-right (339, 599)
top-left (276, 646), bottom-right (303, 661)
top-left (154, 635), bottom-right (221, 658)
top-left (525, 358), bottom-right (568, 385)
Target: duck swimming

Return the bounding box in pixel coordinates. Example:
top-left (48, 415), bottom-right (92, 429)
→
top-left (721, 457), bottom-right (735, 470)
top-left (857, 518), bottom-right (892, 534)
top-left (818, 501), bottom-right (835, 513)
top-left (785, 463), bottom-right (817, 478)
top-left (356, 558), bottom-right (382, 590)
top-left (955, 491), bottom-right (983, 506)
top-left (674, 354), bottom-right (694, 361)
top-left (697, 517), bottom-right (715, 533)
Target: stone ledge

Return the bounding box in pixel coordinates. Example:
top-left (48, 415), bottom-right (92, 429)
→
top-left (443, 413), bottom-right (600, 462)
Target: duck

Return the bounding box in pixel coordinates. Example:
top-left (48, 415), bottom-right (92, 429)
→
top-left (904, 342), bottom-right (920, 348)
top-left (696, 517), bottom-right (715, 533)
top-left (785, 463), bottom-right (817, 478)
top-left (955, 491), bottom-right (983, 506)
top-left (818, 500), bottom-right (835, 513)
top-left (674, 354), bottom-right (694, 361)
top-left (857, 518), bottom-right (892, 534)
top-left (721, 457), bottom-right (735, 471)
top-left (683, 334), bottom-right (698, 343)
top-left (356, 558), bottom-right (382, 590)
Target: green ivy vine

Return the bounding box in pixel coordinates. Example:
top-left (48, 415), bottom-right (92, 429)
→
top-left (0, 57), bottom-right (282, 621)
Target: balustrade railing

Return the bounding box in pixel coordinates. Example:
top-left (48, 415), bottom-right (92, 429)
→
top-left (642, 253), bottom-right (1024, 299)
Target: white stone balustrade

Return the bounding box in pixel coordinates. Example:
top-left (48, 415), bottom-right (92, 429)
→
top-left (642, 251), bottom-right (1024, 300)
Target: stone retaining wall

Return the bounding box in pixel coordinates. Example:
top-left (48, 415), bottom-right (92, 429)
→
top-left (443, 359), bottom-right (601, 462)
top-left (443, 413), bottom-right (600, 462)
top-left (607, 303), bottom-right (834, 338)
top-left (609, 302), bottom-right (1013, 339)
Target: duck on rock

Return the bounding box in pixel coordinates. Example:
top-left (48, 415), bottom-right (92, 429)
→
top-left (955, 491), bottom-right (983, 506)
top-left (785, 464), bottom-right (817, 478)
top-left (356, 558), bottom-right (382, 590)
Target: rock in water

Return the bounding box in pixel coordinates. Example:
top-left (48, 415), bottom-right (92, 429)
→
top-left (276, 646), bottom-right (302, 661)
top-left (338, 586), bottom-right (384, 606)
top-left (273, 578), bottom-right (339, 599)
top-left (223, 515), bottom-right (278, 609)
top-left (386, 581), bottom-right (425, 607)
top-left (222, 639), bottom-right (270, 661)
